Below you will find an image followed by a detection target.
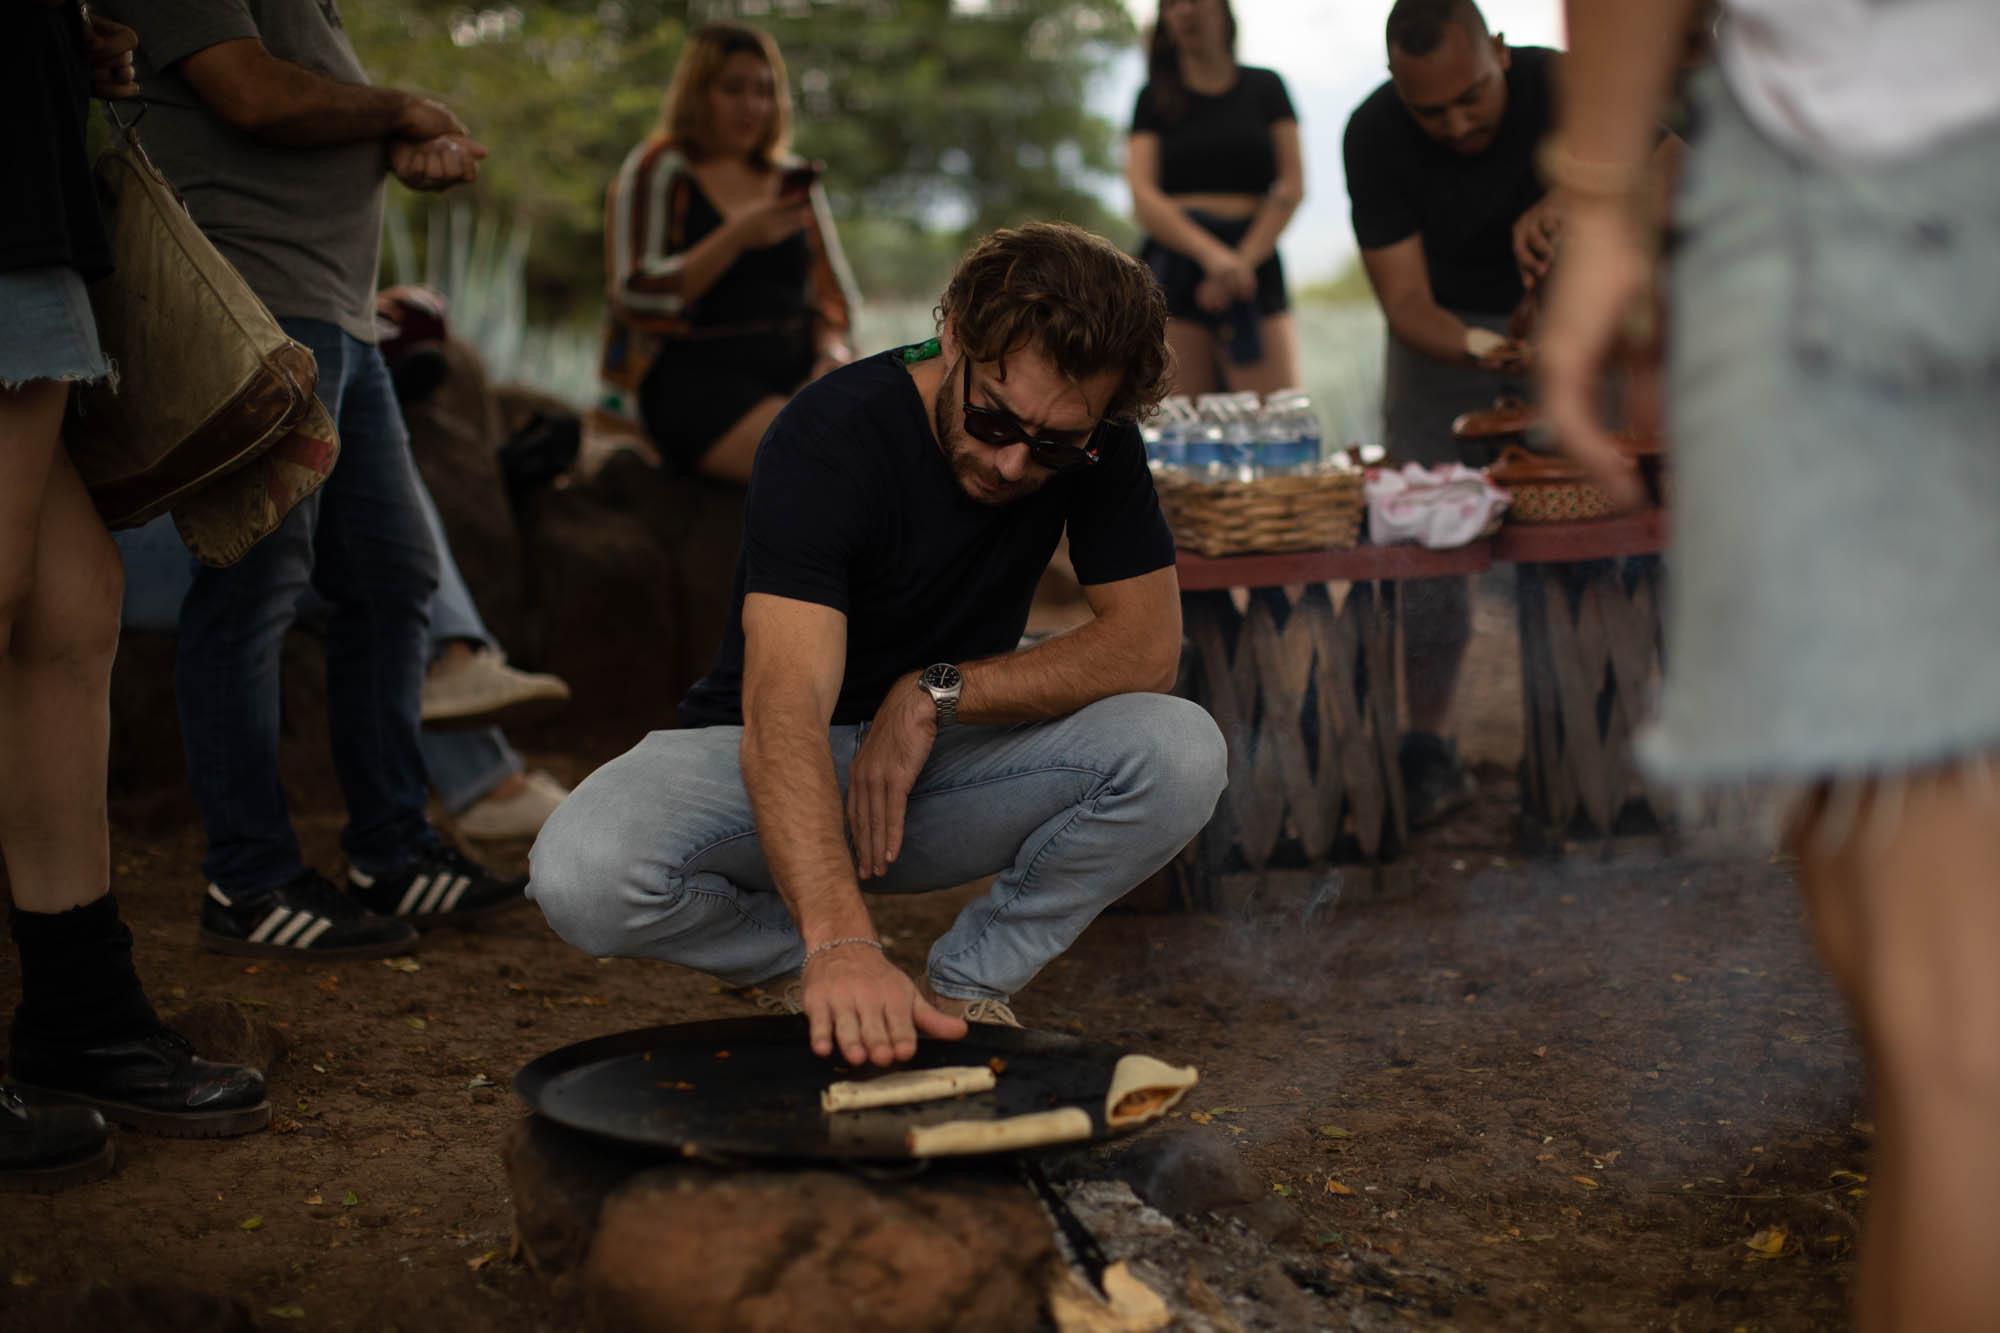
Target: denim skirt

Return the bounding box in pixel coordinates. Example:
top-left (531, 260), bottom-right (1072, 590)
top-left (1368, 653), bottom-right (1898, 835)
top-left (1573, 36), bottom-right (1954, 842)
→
top-left (1640, 71), bottom-right (2000, 787)
top-left (0, 265), bottom-right (113, 388)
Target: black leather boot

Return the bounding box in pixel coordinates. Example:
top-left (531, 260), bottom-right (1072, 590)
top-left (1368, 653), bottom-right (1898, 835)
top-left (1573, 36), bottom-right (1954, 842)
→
top-left (7, 1026), bottom-right (269, 1139)
top-left (0, 1087), bottom-right (114, 1192)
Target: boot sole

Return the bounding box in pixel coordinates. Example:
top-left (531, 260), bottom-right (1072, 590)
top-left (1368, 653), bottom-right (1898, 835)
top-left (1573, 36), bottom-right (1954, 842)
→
top-left (200, 929), bottom-right (417, 961)
top-left (0, 1139), bottom-right (116, 1193)
top-left (8, 1085), bottom-right (270, 1139)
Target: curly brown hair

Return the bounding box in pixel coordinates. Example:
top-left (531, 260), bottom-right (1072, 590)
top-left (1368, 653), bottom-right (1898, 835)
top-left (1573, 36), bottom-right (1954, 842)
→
top-left (935, 222), bottom-right (1171, 426)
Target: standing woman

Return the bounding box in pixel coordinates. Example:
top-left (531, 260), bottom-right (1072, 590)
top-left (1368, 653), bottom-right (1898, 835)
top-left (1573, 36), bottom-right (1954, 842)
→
top-left (1126, 0), bottom-right (1304, 396)
top-left (598, 22), bottom-right (859, 485)
top-left (1540, 2), bottom-right (2000, 1328)
top-left (2, 0), bottom-right (267, 1190)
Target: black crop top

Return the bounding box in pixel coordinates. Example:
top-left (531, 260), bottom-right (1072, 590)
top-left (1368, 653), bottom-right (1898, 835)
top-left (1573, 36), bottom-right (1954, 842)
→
top-left (1130, 66), bottom-right (1297, 197)
top-left (677, 173), bottom-right (814, 330)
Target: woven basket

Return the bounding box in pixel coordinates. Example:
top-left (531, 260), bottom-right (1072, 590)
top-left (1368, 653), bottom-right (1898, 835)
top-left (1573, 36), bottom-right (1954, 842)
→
top-left (1502, 480), bottom-right (1621, 523)
top-left (1156, 468), bottom-right (1365, 556)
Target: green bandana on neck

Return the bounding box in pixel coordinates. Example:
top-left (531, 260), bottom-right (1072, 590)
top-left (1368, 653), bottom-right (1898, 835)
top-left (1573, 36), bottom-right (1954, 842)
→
top-left (899, 337), bottom-right (942, 365)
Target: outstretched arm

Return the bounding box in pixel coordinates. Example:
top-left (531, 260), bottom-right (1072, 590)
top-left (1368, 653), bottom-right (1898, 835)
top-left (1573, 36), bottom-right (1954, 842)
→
top-left (1536, 0), bottom-right (1698, 506)
top-left (739, 594), bottom-right (966, 1067)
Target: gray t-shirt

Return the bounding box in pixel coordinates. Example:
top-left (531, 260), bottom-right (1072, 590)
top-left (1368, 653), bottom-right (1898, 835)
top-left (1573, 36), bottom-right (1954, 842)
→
top-left (101, 0), bottom-right (386, 341)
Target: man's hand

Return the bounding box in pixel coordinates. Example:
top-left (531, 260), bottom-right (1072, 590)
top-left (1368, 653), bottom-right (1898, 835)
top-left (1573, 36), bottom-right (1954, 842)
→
top-left (390, 133), bottom-right (488, 191)
top-left (1513, 193), bottom-right (1565, 290)
top-left (803, 943), bottom-right (967, 1066)
top-left (395, 97), bottom-right (467, 143)
top-left (1464, 325), bottom-right (1531, 373)
top-left (1536, 198), bottom-right (1654, 508)
top-left (847, 675), bottom-right (936, 880)
top-left (84, 14), bottom-right (140, 100)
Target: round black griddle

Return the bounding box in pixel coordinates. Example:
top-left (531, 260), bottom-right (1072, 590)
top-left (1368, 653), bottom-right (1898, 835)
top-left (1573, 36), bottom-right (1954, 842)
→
top-left (515, 1015), bottom-right (1134, 1162)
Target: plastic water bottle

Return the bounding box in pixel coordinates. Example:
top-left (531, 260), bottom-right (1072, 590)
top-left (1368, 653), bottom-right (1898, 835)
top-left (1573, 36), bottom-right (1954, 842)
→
top-left (1258, 389), bottom-right (1322, 474)
top-left (1188, 394), bottom-right (1233, 473)
top-left (1151, 395), bottom-right (1191, 469)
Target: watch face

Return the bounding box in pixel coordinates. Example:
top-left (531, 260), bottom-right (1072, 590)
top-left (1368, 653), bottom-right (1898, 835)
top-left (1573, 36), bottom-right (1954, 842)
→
top-left (921, 663), bottom-right (962, 693)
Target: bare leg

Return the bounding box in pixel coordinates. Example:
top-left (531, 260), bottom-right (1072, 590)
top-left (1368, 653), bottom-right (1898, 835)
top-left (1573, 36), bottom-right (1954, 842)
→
top-left (693, 396), bottom-right (790, 486)
top-left (1220, 313), bottom-right (1302, 395)
top-left (1164, 320), bottom-right (1222, 399)
top-left (0, 382), bottom-right (123, 914)
top-left (1402, 576), bottom-right (1472, 737)
top-left (1798, 769), bottom-right (2000, 1332)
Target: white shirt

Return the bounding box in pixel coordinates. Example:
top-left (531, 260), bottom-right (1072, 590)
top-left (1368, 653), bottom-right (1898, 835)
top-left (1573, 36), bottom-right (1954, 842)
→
top-left (1720, 0), bottom-right (2000, 160)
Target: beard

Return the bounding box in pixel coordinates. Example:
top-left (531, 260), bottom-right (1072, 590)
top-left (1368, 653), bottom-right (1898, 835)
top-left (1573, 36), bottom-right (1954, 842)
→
top-left (931, 372), bottom-right (1050, 507)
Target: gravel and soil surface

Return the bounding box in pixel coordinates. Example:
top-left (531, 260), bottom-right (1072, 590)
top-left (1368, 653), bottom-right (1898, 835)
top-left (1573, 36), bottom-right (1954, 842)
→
top-left (0, 583), bottom-right (1863, 1330)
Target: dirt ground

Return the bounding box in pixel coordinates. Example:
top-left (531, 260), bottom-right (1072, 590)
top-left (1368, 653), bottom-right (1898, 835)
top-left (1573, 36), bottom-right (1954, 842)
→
top-left (0, 580), bottom-right (1864, 1331)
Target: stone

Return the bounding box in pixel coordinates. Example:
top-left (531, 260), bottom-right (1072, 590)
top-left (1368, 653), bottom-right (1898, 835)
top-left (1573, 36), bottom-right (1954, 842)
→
top-left (165, 998), bottom-right (290, 1075)
top-left (1109, 1127), bottom-right (1262, 1217)
top-left (504, 1116), bottom-right (1055, 1332)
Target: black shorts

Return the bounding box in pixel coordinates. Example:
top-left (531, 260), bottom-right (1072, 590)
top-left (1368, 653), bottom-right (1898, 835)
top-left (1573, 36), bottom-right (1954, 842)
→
top-left (1140, 211), bottom-right (1289, 322)
top-left (639, 323), bottom-right (817, 475)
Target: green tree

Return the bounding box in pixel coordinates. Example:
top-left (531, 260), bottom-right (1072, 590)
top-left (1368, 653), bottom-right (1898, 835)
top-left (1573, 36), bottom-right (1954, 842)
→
top-left (347, 0), bottom-right (1137, 316)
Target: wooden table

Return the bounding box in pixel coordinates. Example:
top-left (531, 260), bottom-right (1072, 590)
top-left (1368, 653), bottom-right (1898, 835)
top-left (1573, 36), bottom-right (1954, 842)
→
top-left (1173, 544), bottom-right (1489, 908)
top-left (1495, 513), bottom-right (1671, 846)
top-left (1171, 511), bottom-right (1672, 905)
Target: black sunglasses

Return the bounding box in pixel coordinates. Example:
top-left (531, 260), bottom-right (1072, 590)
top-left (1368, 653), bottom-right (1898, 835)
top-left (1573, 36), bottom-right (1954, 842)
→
top-left (959, 359), bottom-right (1102, 471)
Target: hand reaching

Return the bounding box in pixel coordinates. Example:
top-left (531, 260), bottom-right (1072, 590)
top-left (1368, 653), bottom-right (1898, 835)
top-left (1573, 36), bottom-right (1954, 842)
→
top-left (732, 194), bottom-right (814, 250)
top-left (1535, 199), bottom-right (1655, 509)
top-left (1513, 193), bottom-right (1565, 290)
top-left (802, 943), bottom-right (967, 1066)
top-left (846, 676), bottom-right (936, 880)
top-left (391, 133), bottom-right (488, 191)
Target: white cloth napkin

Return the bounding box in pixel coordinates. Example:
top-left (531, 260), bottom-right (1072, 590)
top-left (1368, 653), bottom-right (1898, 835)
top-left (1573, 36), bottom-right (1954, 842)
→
top-left (1364, 463), bottom-right (1511, 549)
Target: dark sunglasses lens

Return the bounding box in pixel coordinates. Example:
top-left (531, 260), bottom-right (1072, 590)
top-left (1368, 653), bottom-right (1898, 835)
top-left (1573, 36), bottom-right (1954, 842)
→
top-left (961, 407), bottom-right (1018, 448)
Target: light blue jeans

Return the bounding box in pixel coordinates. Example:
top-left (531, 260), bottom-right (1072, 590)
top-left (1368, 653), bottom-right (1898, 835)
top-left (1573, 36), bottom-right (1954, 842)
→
top-left (528, 693), bottom-right (1227, 1001)
top-left (116, 461), bottom-right (521, 819)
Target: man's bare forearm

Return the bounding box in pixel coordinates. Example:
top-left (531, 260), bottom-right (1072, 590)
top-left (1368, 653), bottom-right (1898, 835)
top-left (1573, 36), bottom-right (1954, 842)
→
top-left (740, 712), bottom-right (874, 946)
top-left (232, 64), bottom-right (417, 146)
top-left (953, 607), bottom-right (1180, 726)
top-left (1385, 294), bottom-right (1482, 367)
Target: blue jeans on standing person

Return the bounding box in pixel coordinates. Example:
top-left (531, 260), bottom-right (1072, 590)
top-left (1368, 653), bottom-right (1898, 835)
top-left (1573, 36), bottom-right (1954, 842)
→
top-left (528, 693), bottom-right (1227, 1000)
top-left (117, 463), bottom-right (524, 822)
top-left (175, 318), bottom-right (440, 896)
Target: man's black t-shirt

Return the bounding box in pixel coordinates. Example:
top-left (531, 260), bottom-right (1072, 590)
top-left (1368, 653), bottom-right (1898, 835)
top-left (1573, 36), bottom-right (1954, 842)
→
top-left (1, 2), bottom-right (113, 278)
top-left (1342, 46), bottom-right (1558, 315)
top-left (1130, 66), bottom-right (1298, 197)
top-left (678, 348), bottom-right (1178, 729)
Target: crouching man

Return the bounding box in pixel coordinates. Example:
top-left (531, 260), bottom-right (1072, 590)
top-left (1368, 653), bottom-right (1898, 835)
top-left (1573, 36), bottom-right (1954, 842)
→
top-left (530, 222), bottom-right (1226, 1068)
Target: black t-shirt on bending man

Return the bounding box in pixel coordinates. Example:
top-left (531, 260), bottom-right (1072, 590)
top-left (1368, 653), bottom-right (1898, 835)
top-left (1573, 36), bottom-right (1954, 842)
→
top-left (1130, 66), bottom-right (1297, 197)
top-left (678, 349), bottom-right (1179, 729)
top-left (1342, 46), bottom-right (1558, 316)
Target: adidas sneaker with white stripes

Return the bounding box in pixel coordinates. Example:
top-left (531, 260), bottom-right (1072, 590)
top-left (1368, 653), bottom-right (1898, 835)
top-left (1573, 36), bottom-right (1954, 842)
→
top-left (200, 872), bottom-right (418, 960)
top-left (347, 846), bottom-right (526, 930)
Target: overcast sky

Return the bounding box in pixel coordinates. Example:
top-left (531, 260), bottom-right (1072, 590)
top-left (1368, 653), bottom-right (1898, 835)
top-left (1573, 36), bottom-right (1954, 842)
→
top-left (1100, 0), bottom-right (1567, 282)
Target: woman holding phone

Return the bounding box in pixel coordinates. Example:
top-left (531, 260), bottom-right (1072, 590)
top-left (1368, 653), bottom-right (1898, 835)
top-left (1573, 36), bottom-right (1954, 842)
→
top-left (599, 22), bottom-right (858, 483)
top-left (1126, 0), bottom-right (1304, 395)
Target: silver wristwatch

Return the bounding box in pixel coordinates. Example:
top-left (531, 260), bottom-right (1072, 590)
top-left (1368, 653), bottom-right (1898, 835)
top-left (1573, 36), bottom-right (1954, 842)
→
top-left (917, 662), bottom-right (963, 726)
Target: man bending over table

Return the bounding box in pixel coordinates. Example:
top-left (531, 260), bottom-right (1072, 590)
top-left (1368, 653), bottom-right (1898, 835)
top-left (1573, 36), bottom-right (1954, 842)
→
top-left (530, 222), bottom-right (1227, 1069)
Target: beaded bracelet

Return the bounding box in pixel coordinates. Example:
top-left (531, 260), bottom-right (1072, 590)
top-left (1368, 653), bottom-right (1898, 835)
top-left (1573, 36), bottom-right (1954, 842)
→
top-left (802, 936), bottom-right (884, 969)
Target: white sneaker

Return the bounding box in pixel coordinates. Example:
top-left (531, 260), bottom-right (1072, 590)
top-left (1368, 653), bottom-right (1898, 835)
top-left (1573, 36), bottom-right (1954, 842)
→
top-left (421, 647), bottom-right (570, 727)
top-left (453, 770), bottom-right (569, 842)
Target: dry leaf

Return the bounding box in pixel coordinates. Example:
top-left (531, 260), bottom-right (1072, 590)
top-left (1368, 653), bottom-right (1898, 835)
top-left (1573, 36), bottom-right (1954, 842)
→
top-left (1325, 1179), bottom-right (1354, 1196)
top-left (1829, 1169), bottom-right (1867, 1185)
top-left (239, 1216), bottom-right (264, 1231)
top-left (1187, 1110), bottom-right (1213, 1125)
top-left (9, 1271), bottom-right (36, 1289)
top-left (1271, 1182), bottom-right (1291, 1197)
top-left (1570, 1175), bottom-right (1601, 1190)
top-left (467, 1074), bottom-right (495, 1089)
top-left (1671, 973), bottom-right (1690, 983)
top-left (405, 1016), bottom-right (427, 1031)
top-left (1317, 1124), bottom-right (1352, 1139)
top-left (382, 956), bottom-right (420, 973)
top-left (342, 1190), bottom-right (359, 1207)
top-left (265, 1306), bottom-right (306, 1321)
top-left (303, 1193), bottom-right (323, 1206)
top-left (1533, 1046), bottom-right (1548, 1059)
top-left (1745, 1227), bottom-right (1788, 1260)
top-left (467, 1249), bottom-right (505, 1272)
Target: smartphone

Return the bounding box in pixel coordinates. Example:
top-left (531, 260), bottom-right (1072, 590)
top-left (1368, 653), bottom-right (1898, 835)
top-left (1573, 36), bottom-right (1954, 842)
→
top-left (777, 162), bottom-right (821, 200)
